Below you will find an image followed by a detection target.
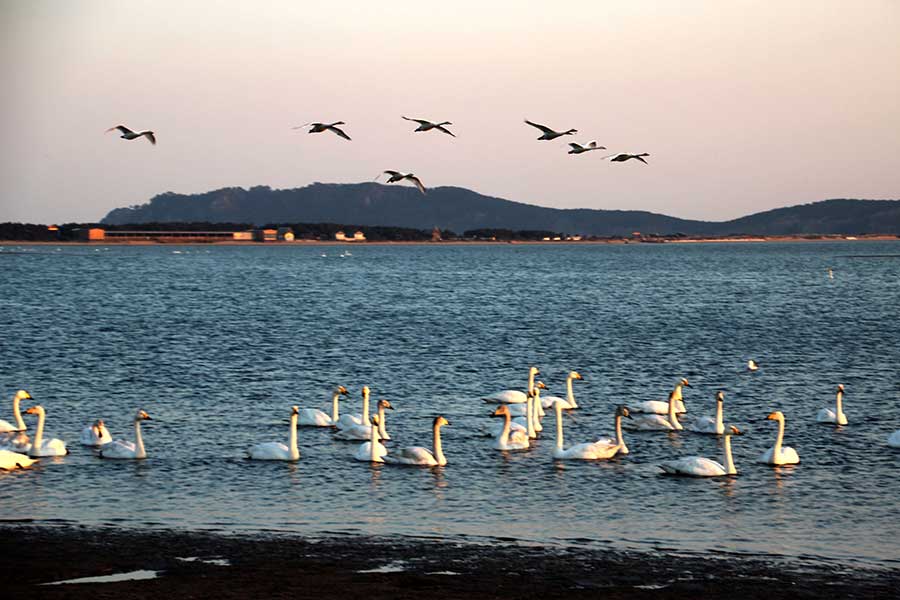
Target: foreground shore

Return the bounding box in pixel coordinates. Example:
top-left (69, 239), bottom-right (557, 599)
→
top-left (1, 525), bottom-right (896, 599)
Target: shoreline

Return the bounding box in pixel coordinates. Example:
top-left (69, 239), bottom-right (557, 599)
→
top-left (1, 524), bottom-right (896, 599)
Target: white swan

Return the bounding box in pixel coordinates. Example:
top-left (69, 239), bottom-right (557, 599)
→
top-left (106, 125), bottom-right (156, 145)
top-left (100, 410), bottom-right (153, 460)
top-left (816, 384), bottom-right (848, 425)
top-left (540, 372), bottom-right (583, 410)
top-left (401, 116), bottom-right (455, 137)
top-left (567, 141), bottom-right (606, 154)
top-left (659, 426), bottom-right (742, 477)
top-left (384, 416), bottom-right (450, 466)
top-left (552, 402), bottom-right (630, 460)
top-left (376, 170), bottom-right (426, 194)
top-left (0, 449), bottom-right (38, 470)
top-left (354, 415), bottom-right (388, 463)
top-left (0, 390), bottom-right (32, 433)
top-left (23, 406), bottom-right (67, 457)
top-left (888, 430), bottom-right (900, 448)
top-left (603, 152), bottom-right (649, 163)
top-left (292, 121), bottom-right (351, 141)
top-left (246, 406), bottom-right (299, 461)
top-left (299, 385), bottom-right (350, 427)
top-left (483, 366), bottom-right (539, 404)
top-left (524, 119), bottom-right (577, 140)
top-left (80, 419), bottom-right (112, 446)
top-left (748, 360), bottom-right (759, 372)
top-left (758, 411), bottom-right (800, 465)
top-left (485, 385), bottom-right (539, 437)
top-left (336, 386), bottom-right (371, 430)
top-left (490, 405), bottom-right (530, 450)
top-left (685, 391), bottom-right (726, 435)
top-left (334, 400), bottom-right (393, 441)
top-left (627, 391), bottom-right (683, 431)
top-left (591, 405), bottom-right (632, 455)
top-left (632, 378), bottom-right (690, 414)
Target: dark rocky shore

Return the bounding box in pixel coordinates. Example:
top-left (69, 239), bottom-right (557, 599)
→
top-left (1, 524), bottom-right (896, 599)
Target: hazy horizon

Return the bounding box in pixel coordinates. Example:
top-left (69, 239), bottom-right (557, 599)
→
top-left (2, 1), bottom-right (899, 224)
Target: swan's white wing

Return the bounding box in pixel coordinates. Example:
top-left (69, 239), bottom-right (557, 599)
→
top-left (407, 175), bottom-right (426, 194)
top-left (482, 390), bottom-right (527, 404)
top-left (816, 408), bottom-right (837, 423)
top-left (384, 446), bottom-right (437, 465)
top-left (631, 400), bottom-right (670, 414)
top-left (100, 439), bottom-right (137, 459)
top-left (659, 456), bottom-right (725, 477)
top-left (247, 441), bottom-right (291, 460)
top-left (0, 449), bottom-right (38, 470)
top-left (299, 409), bottom-right (333, 427)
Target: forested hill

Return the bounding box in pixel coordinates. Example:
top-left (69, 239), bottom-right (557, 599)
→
top-left (100, 183), bottom-right (900, 236)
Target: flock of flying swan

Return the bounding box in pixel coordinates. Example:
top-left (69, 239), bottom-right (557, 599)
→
top-left (104, 116), bottom-right (650, 196)
top-left (2, 363), bottom-right (898, 473)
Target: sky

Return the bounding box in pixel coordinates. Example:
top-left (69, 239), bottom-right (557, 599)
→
top-left (1, 0), bottom-right (899, 224)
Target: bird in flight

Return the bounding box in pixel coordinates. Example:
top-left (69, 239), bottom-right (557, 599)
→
top-left (377, 170), bottom-right (426, 194)
top-left (524, 120), bottom-right (577, 140)
top-left (106, 125), bottom-right (156, 145)
top-left (292, 121), bottom-right (352, 141)
top-left (567, 141), bottom-right (606, 155)
top-left (603, 152), bottom-right (650, 164)
top-left (401, 116), bottom-right (456, 137)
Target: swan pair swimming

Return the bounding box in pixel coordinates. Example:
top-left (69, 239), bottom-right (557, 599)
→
top-left (627, 390), bottom-right (683, 431)
top-left (632, 378), bottom-right (690, 415)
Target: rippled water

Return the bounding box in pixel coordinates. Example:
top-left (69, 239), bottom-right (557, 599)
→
top-left (1, 242), bottom-right (899, 567)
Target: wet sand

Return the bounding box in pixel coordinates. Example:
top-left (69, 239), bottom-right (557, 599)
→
top-left (2, 525), bottom-right (896, 599)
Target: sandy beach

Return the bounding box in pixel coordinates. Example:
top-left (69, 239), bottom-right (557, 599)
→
top-left (2, 525), bottom-right (896, 599)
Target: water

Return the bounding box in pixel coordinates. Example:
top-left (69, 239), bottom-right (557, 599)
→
top-left (1, 241), bottom-right (899, 568)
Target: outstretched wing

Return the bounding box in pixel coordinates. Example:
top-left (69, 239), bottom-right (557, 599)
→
top-left (434, 124), bottom-right (456, 137)
top-left (524, 120), bottom-right (554, 135)
top-left (327, 125), bottom-right (351, 141)
top-left (107, 125), bottom-right (135, 135)
top-left (407, 175), bottom-right (426, 194)
top-left (402, 116), bottom-right (431, 126)
top-left (142, 132), bottom-right (157, 145)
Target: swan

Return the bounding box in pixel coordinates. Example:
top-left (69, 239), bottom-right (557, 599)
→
top-left (336, 386), bottom-right (371, 430)
top-left (23, 406), bottom-right (67, 457)
top-left (627, 391), bottom-right (683, 431)
top-left (659, 426), bottom-right (742, 477)
top-left (384, 416), bottom-right (450, 466)
top-left (490, 406), bottom-right (530, 450)
top-left (591, 406), bottom-right (633, 455)
top-left (79, 419), bottom-right (113, 446)
top-left (816, 384), bottom-right (848, 425)
top-left (758, 411), bottom-right (800, 465)
top-left (540, 372), bottom-right (583, 410)
top-left (334, 400), bottom-right (393, 441)
top-left (483, 366), bottom-right (539, 404)
top-left (354, 415), bottom-right (388, 463)
top-left (551, 401), bottom-right (629, 460)
top-left (376, 170), bottom-right (426, 194)
top-left (0, 449), bottom-right (38, 470)
top-left (567, 141), bottom-right (606, 155)
top-left (401, 116), bottom-right (455, 137)
top-left (246, 406), bottom-right (299, 461)
top-left (888, 430), bottom-right (900, 448)
top-left (685, 391), bottom-right (727, 435)
top-left (483, 387), bottom-right (536, 437)
top-left (512, 386), bottom-right (543, 438)
top-left (524, 120), bottom-right (577, 140)
top-left (106, 125), bottom-right (156, 145)
top-left (299, 385), bottom-right (350, 427)
top-left (292, 121), bottom-right (351, 141)
top-left (603, 152), bottom-right (649, 164)
top-left (0, 390), bottom-right (32, 433)
top-left (632, 378), bottom-right (690, 414)
top-left (0, 431), bottom-right (31, 453)
top-left (748, 360), bottom-right (759, 372)
top-left (100, 410), bottom-right (153, 460)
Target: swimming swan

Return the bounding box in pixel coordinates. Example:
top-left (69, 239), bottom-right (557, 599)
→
top-left (540, 371), bottom-right (583, 410)
top-left (24, 406), bottom-right (67, 457)
top-left (336, 386), bottom-right (371, 430)
top-left (632, 378), bottom-right (690, 414)
top-left (384, 416), bottom-right (450, 466)
top-left (0, 449), bottom-right (38, 470)
top-left (334, 400), bottom-right (394, 441)
top-left (490, 405), bottom-right (530, 450)
top-left (627, 391), bottom-right (683, 431)
top-left (483, 366), bottom-right (539, 404)
top-left (816, 384), bottom-right (848, 425)
top-left (80, 419), bottom-right (113, 446)
top-left (685, 391), bottom-right (727, 435)
top-left (299, 385), bottom-right (350, 427)
top-left (748, 360), bottom-right (759, 372)
top-left (354, 415), bottom-right (388, 462)
top-left (246, 406), bottom-right (300, 461)
top-left (485, 384), bottom-right (543, 437)
top-left (659, 426), bottom-right (742, 476)
top-left (758, 411), bottom-right (800, 465)
top-left (591, 406), bottom-right (632, 455)
top-left (0, 390), bottom-right (32, 433)
top-left (100, 410), bottom-right (153, 460)
top-left (551, 402), bottom-right (630, 460)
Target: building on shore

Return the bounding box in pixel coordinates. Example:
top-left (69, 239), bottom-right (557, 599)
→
top-left (335, 230), bottom-right (366, 242)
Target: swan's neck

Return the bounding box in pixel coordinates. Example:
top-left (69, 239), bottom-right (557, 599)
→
top-left (288, 413), bottom-right (299, 460)
top-left (134, 418), bottom-right (146, 459)
top-left (527, 370), bottom-right (536, 395)
top-left (433, 424), bottom-right (446, 466)
top-left (377, 406), bottom-right (388, 438)
top-left (723, 435), bottom-right (736, 475)
top-left (673, 384), bottom-right (683, 401)
top-left (499, 412), bottom-right (511, 445)
top-left (33, 409), bottom-right (45, 449)
top-left (526, 395), bottom-right (536, 438)
top-left (668, 397), bottom-right (682, 430)
top-left (773, 417), bottom-right (785, 457)
top-left (362, 393), bottom-right (370, 425)
top-left (836, 391), bottom-right (845, 421)
top-left (369, 421), bottom-right (380, 462)
top-left (615, 414), bottom-right (628, 453)
top-left (534, 389), bottom-right (545, 420)
top-left (715, 400), bottom-right (724, 434)
top-left (12, 396), bottom-right (26, 430)
top-left (566, 377), bottom-right (577, 408)
top-left (331, 392), bottom-right (340, 423)
top-left (554, 404), bottom-right (564, 450)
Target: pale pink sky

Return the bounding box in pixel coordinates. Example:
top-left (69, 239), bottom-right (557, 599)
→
top-left (2, 0), bottom-right (898, 223)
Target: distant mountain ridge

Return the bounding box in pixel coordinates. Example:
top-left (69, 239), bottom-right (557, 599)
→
top-left (101, 183), bottom-right (900, 236)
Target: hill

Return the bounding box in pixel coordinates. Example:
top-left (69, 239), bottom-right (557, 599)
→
top-left (100, 183), bottom-right (900, 236)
